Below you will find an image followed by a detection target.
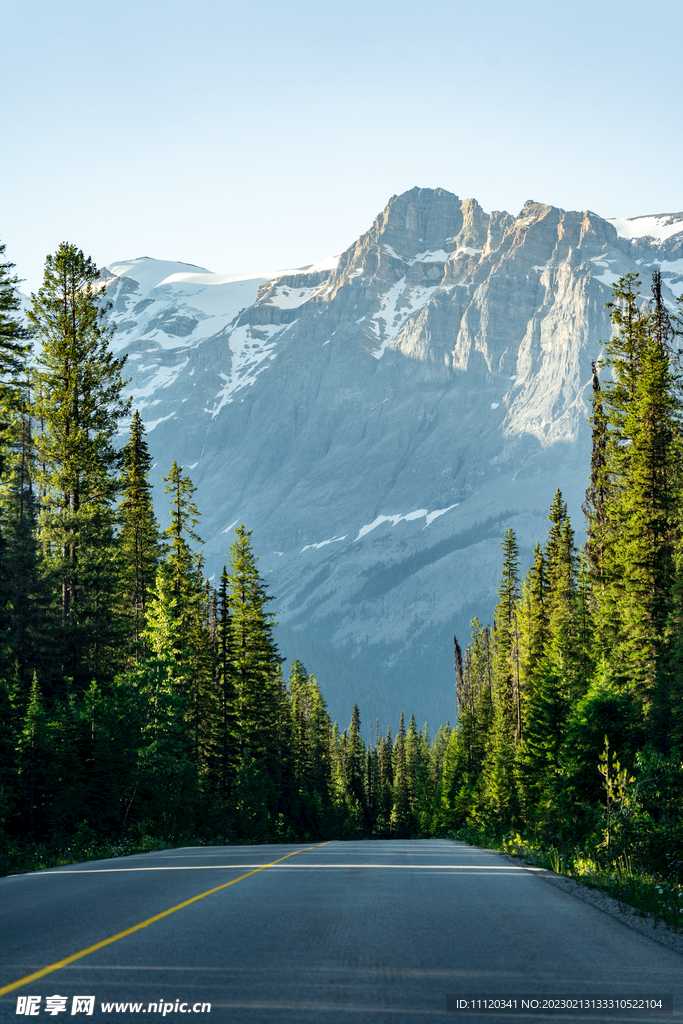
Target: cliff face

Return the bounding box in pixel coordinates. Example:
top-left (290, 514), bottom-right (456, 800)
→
top-left (104, 188), bottom-right (683, 727)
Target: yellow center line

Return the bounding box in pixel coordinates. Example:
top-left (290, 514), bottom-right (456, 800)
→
top-left (0, 840), bottom-right (334, 999)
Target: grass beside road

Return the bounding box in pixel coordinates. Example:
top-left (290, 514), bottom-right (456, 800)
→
top-left (452, 825), bottom-right (683, 932)
top-left (0, 826), bottom-right (202, 877)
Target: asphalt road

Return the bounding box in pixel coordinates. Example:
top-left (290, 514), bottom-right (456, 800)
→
top-left (1, 839), bottom-right (682, 1023)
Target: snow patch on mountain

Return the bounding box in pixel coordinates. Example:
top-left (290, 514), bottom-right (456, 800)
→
top-left (424, 505), bottom-right (459, 526)
top-left (301, 535), bottom-right (347, 552)
top-left (106, 259), bottom-right (274, 354)
top-left (369, 280), bottom-right (437, 358)
top-left (451, 247), bottom-right (482, 258)
top-left (591, 259), bottom-right (621, 288)
top-left (307, 255), bottom-right (341, 273)
top-left (208, 323), bottom-right (286, 418)
top-left (107, 257), bottom-right (212, 293)
top-left (104, 188), bottom-right (683, 727)
top-left (608, 214), bottom-right (683, 242)
top-left (354, 506), bottom-right (459, 541)
top-left (145, 410), bottom-right (177, 432)
top-left (267, 283), bottom-right (323, 309)
top-left (383, 244), bottom-right (460, 266)
top-left (132, 359), bottom-right (189, 400)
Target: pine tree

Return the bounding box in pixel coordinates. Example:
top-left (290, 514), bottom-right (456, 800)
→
top-left (145, 463), bottom-right (203, 663)
top-left (0, 244), bottom-right (34, 686)
top-left (365, 745), bottom-right (378, 831)
top-left (374, 726), bottom-right (394, 834)
top-left (583, 360), bottom-right (608, 595)
top-left (0, 670), bottom-right (19, 835)
top-left (485, 529), bottom-right (520, 821)
top-left (407, 716), bottom-right (432, 832)
top-left (118, 411), bottom-right (162, 661)
top-left (215, 566), bottom-right (236, 797)
top-left (544, 491), bottom-right (581, 693)
top-left (0, 397), bottom-right (46, 690)
top-left (287, 660), bottom-right (335, 836)
top-left (0, 239), bottom-right (31, 448)
top-left (591, 273), bottom-right (683, 718)
top-left (163, 462), bottom-right (203, 622)
top-left (346, 702), bottom-right (365, 811)
top-left (306, 674), bottom-right (333, 811)
top-left (390, 712), bottom-right (414, 837)
top-left (0, 239), bottom-right (31, 412)
top-left (518, 543), bottom-right (549, 706)
top-left (29, 244), bottom-right (130, 689)
top-left (515, 494), bottom-right (581, 823)
top-left (289, 659), bottom-right (313, 787)
top-left (16, 674), bottom-right (50, 836)
top-left (617, 273), bottom-right (680, 707)
top-left (187, 568), bottom-right (218, 774)
top-left (432, 618), bottom-right (494, 832)
top-left (591, 273), bottom-right (652, 663)
top-left (143, 464), bottom-right (216, 778)
top-left (226, 525), bottom-right (282, 809)
top-left (576, 547), bottom-right (595, 693)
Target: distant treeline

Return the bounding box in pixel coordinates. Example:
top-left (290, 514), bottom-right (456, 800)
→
top-left (0, 241), bottom-right (453, 860)
top-left (435, 271), bottom-right (683, 877)
top-left (3, 238), bottom-right (682, 874)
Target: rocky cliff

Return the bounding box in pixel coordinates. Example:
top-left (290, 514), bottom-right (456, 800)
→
top-left (103, 189), bottom-right (683, 729)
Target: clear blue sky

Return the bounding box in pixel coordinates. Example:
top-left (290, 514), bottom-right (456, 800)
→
top-left (4, 0), bottom-right (683, 292)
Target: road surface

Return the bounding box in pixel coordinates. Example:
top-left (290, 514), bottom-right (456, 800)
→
top-left (1, 839), bottom-right (682, 1022)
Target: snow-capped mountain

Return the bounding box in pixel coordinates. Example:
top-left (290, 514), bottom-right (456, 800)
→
top-left (104, 188), bottom-right (683, 729)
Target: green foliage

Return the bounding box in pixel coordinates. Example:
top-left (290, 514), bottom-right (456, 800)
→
top-left (5, 240), bottom-right (683, 906)
top-left (118, 411), bottom-right (162, 661)
top-left (29, 243), bottom-right (131, 689)
top-left (227, 525), bottom-right (282, 764)
top-left (0, 239), bottom-right (31, 408)
top-left (0, 237), bottom-right (458, 864)
top-left (435, 273), bottom-right (683, 906)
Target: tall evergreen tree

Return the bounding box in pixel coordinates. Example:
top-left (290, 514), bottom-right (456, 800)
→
top-left (517, 543), bottom-right (549, 706)
top-left (144, 464), bottom-right (215, 777)
top-left (118, 411), bottom-right (161, 661)
top-left (391, 711), bottom-right (414, 837)
top-left (592, 273), bottom-right (683, 717)
top-left (485, 529), bottom-right (520, 820)
top-left (226, 525), bottom-right (282, 784)
top-left (145, 463), bottom-right (203, 664)
top-left (215, 566), bottom-right (237, 797)
top-left (0, 240), bottom-right (31, 410)
top-left (28, 244), bottom-right (130, 689)
top-left (583, 360), bottom-right (608, 595)
top-left (15, 674), bottom-right (50, 836)
top-left (346, 702), bottom-right (366, 811)
top-left (545, 491), bottom-right (581, 693)
top-left (617, 273), bottom-right (680, 710)
top-left (0, 398), bottom-right (46, 689)
top-left (0, 243), bottom-right (34, 685)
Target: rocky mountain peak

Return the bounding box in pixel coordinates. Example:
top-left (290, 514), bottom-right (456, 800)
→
top-left (103, 186), bottom-right (683, 727)
top-left (376, 186), bottom-right (466, 252)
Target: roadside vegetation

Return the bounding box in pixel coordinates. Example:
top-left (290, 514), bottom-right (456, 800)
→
top-left (435, 271), bottom-right (683, 929)
top-left (452, 825), bottom-right (683, 932)
top-left (0, 240), bottom-right (450, 870)
top-left (1, 237), bottom-right (682, 934)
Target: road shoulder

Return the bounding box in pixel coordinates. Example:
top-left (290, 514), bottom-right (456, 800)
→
top-left (499, 849), bottom-right (683, 957)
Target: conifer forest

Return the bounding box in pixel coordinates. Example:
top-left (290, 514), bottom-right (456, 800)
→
top-left (2, 240), bottom-right (683, 888)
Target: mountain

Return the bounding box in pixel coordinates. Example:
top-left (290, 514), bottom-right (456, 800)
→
top-left (103, 189), bottom-right (683, 730)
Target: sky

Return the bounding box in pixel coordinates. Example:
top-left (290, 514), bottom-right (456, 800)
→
top-left (4, 0), bottom-right (683, 293)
